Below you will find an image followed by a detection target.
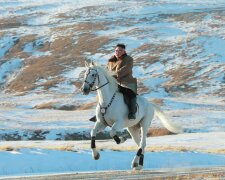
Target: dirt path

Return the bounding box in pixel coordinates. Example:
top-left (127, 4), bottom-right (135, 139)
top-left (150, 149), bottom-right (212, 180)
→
top-left (1, 166), bottom-right (225, 180)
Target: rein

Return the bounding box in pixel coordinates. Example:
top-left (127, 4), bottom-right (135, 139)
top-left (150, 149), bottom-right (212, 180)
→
top-left (92, 81), bottom-right (109, 91)
top-left (85, 67), bottom-right (117, 126)
top-left (84, 68), bottom-right (109, 91)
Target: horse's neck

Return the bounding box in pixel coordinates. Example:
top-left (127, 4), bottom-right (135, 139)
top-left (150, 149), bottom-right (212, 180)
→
top-left (97, 74), bottom-right (115, 106)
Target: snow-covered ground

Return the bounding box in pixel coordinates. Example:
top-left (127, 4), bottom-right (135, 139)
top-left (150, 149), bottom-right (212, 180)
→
top-left (0, 132), bottom-right (225, 177)
top-left (0, 0), bottom-right (225, 177)
top-left (1, 148), bottom-right (225, 177)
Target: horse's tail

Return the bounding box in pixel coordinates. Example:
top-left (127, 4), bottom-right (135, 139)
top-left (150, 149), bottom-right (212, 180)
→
top-left (152, 104), bottom-right (183, 134)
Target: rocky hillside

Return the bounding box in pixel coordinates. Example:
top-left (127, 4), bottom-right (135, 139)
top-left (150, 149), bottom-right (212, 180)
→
top-left (0, 0), bottom-right (225, 141)
top-left (1, 1), bottom-right (224, 99)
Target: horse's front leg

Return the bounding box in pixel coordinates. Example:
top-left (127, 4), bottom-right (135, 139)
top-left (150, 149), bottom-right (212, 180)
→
top-left (90, 121), bottom-right (106, 160)
top-left (109, 120), bottom-right (127, 144)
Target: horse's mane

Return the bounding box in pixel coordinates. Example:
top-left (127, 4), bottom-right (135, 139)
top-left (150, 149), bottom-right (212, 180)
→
top-left (92, 64), bottom-right (118, 92)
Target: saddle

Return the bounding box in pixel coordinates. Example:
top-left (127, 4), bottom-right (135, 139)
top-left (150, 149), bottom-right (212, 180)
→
top-left (89, 93), bottom-right (137, 122)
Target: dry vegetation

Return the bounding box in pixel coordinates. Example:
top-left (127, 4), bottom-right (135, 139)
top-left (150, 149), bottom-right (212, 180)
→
top-left (3, 20), bottom-right (111, 92)
top-left (1, 10), bottom-right (223, 140)
top-left (1, 8), bottom-right (224, 97)
top-left (0, 5), bottom-right (224, 180)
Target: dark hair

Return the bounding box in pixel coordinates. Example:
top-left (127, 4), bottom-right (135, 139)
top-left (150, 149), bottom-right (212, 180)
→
top-left (116, 43), bottom-right (126, 49)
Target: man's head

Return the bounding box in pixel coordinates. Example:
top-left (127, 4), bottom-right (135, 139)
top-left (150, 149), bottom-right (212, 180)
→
top-left (114, 43), bottom-right (126, 58)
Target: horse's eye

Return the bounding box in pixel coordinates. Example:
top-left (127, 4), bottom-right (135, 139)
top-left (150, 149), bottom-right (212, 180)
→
top-left (92, 74), bottom-right (95, 77)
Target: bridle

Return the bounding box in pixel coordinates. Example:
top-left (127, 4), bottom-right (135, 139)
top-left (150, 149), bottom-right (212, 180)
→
top-left (84, 68), bottom-right (109, 91)
top-left (84, 67), bottom-right (117, 126)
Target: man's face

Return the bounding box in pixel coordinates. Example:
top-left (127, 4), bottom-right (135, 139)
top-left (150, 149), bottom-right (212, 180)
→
top-left (114, 47), bottom-right (125, 58)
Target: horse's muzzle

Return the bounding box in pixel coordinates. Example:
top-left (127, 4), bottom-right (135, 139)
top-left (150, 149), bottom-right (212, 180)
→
top-left (81, 84), bottom-right (90, 95)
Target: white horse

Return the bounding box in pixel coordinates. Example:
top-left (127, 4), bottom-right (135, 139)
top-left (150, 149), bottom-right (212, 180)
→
top-left (81, 61), bottom-right (182, 170)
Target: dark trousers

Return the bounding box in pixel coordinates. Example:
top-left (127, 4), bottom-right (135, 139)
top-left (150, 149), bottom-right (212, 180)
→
top-left (118, 85), bottom-right (136, 103)
top-left (118, 85), bottom-right (137, 119)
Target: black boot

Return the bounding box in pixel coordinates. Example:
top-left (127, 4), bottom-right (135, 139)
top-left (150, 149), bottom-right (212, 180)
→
top-left (89, 115), bottom-right (97, 122)
top-left (128, 97), bottom-right (137, 120)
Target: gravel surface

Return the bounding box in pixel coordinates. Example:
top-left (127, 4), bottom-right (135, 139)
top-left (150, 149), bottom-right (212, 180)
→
top-left (1, 167), bottom-right (225, 180)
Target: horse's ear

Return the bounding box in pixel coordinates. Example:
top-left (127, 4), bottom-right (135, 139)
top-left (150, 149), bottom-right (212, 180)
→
top-left (85, 61), bottom-right (89, 68)
top-left (90, 61), bottom-right (95, 66)
top-left (84, 59), bottom-right (95, 67)
top-left (85, 59), bottom-right (91, 67)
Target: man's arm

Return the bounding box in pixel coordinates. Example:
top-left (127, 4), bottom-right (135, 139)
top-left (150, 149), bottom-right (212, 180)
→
top-left (116, 58), bottom-right (133, 80)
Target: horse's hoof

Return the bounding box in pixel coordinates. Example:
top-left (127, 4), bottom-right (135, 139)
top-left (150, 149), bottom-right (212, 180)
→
top-left (119, 136), bottom-right (127, 144)
top-left (133, 165), bottom-right (143, 171)
top-left (93, 152), bottom-right (100, 160)
top-left (132, 162), bottom-right (138, 168)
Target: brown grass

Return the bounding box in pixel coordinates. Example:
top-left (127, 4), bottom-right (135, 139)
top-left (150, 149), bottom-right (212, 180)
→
top-left (0, 16), bottom-right (24, 30)
top-left (151, 98), bottom-right (164, 106)
top-left (165, 12), bottom-right (207, 23)
top-left (2, 6), bottom-right (224, 99)
top-left (76, 102), bottom-right (97, 110)
top-left (147, 127), bottom-right (173, 137)
top-left (137, 81), bottom-right (150, 94)
top-left (33, 102), bottom-right (56, 110)
top-left (163, 64), bottom-right (200, 93)
top-left (5, 21), bottom-right (111, 93)
top-left (34, 101), bottom-right (96, 111)
top-left (0, 146), bottom-right (16, 151)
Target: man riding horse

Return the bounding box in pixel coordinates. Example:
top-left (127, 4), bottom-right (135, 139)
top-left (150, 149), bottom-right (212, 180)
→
top-left (89, 43), bottom-right (137, 122)
top-left (81, 54), bottom-right (181, 170)
top-left (107, 43), bottom-right (137, 120)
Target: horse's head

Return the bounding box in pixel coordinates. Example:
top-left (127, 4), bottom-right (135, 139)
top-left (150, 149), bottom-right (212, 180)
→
top-left (81, 61), bottom-right (98, 95)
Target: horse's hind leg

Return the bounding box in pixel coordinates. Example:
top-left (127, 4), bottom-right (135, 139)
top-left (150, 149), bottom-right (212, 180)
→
top-left (127, 125), bottom-right (141, 145)
top-left (135, 124), bottom-right (148, 170)
top-left (132, 118), bottom-right (151, 170)
top-left (127, 125), bottom-right (141, 169)
top-left (90, 121), bottom-right (106, 160)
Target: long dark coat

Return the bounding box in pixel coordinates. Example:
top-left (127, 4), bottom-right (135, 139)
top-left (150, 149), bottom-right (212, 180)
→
top-left (107, 54), bottom-right (137, 94)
